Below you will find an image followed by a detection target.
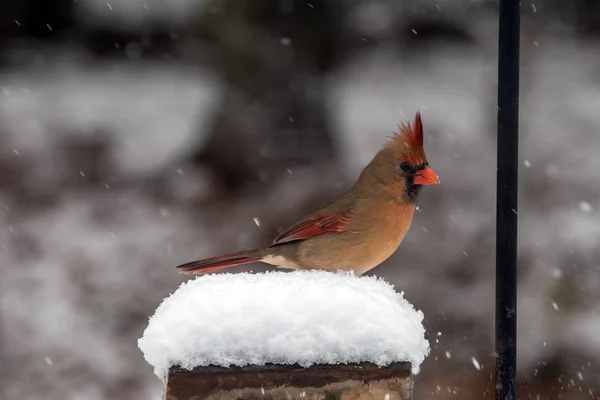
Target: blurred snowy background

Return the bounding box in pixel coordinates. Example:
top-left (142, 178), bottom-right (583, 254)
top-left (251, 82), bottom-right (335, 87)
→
top-left (1, 0), bottom-right (599, 399)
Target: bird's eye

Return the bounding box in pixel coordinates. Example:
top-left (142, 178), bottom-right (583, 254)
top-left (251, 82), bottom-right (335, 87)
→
top-left (399, 162), bottom-right (411, 172)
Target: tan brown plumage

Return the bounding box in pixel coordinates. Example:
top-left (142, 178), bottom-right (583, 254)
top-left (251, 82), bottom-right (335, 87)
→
top-left (176, 112), bottom-right (440, 276)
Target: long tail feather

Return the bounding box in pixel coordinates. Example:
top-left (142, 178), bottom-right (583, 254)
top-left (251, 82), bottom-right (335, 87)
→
top-left (175, 250), bottom-right (263, 274)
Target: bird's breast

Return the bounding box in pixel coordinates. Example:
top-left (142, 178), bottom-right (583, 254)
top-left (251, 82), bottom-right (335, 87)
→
top-left (354, 203), bottom-right (415, 273)
top-left (296, 201), bottom-right (416, 274)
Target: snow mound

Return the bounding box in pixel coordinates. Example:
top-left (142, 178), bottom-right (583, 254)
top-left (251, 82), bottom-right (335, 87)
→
top-left (138, 270), bottom-right (430, 380)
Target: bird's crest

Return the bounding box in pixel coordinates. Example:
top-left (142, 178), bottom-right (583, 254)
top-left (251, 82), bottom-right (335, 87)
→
top-left (386, 112), bottom-right (426, 164)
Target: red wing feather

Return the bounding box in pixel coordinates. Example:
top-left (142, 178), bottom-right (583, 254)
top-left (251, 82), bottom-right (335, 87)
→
top-left (271, 210), bottom-right (352, 245)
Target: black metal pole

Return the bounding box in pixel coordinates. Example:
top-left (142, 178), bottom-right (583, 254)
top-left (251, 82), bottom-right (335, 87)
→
top-left (495, 0), bottom-right (520, 399)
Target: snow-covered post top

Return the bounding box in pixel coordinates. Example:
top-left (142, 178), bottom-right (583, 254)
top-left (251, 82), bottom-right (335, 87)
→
top-left (138, 270), bottom-right (430, 400)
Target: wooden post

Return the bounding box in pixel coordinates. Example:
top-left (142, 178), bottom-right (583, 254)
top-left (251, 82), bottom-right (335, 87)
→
top-left (165, 362), bottom-right (413, 400)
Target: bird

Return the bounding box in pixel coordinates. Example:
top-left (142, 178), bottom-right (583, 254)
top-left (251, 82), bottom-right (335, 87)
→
top-left (176, 112), bottom-right (440, 276)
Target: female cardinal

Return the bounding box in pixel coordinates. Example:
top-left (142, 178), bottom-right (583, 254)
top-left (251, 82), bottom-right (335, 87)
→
top-left (176, 112), bottom-right (440, 276)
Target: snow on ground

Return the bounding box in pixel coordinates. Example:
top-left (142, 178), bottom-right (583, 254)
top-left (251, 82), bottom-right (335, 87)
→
top-left (138, 270), bottom-right (430, 379)
top-left (0, 58), bottom-right (221, 184)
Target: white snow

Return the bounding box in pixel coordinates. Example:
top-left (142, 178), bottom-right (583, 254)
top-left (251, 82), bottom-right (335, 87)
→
top-left (0, 60), bottom-right (221, 182)
top-left (138, 270), bottom-right (430, 380)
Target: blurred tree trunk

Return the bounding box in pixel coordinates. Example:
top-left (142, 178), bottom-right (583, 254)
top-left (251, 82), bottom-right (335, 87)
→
top-left (188, 0), bottom-right (343, 195)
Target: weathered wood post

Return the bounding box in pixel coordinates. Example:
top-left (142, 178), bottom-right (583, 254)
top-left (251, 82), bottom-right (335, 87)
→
top-left (165, 362), bottom-right (413, 400)
top-left (139, 271), bottom-right (429, 400)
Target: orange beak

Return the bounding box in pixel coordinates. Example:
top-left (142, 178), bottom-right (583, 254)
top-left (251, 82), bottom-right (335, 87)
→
top-left (413, 166), bottom-right (440, 185)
